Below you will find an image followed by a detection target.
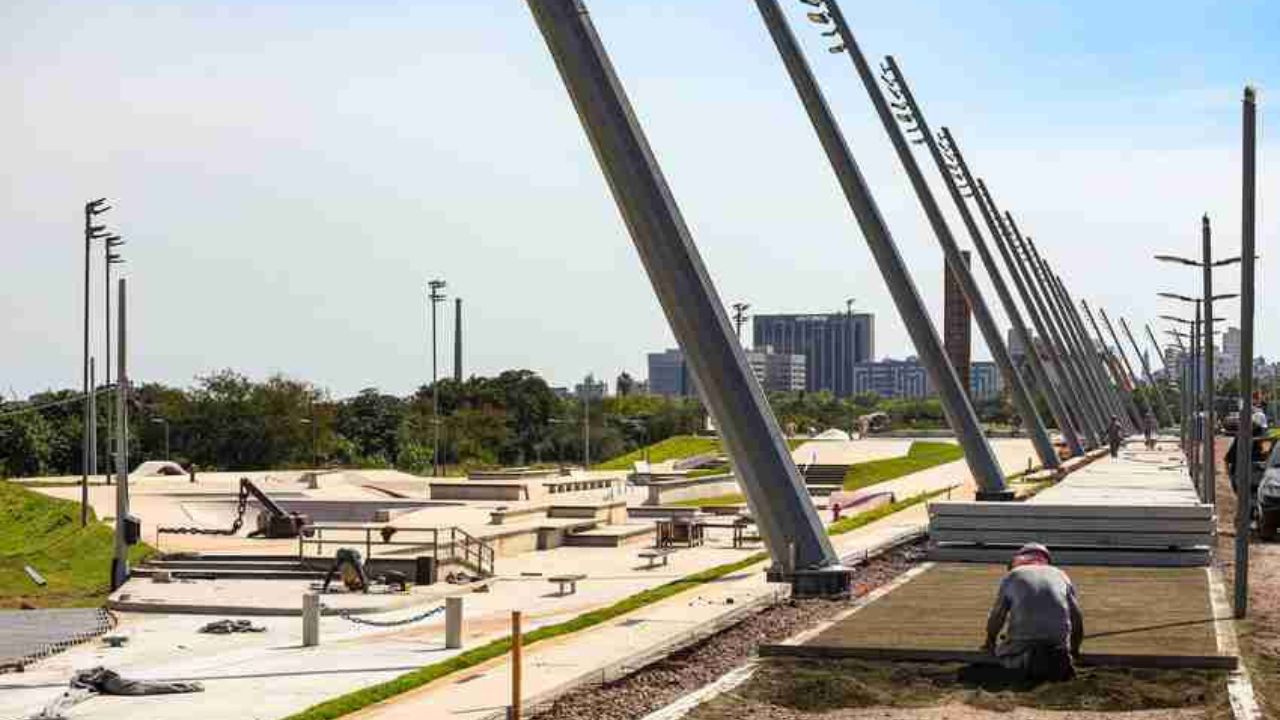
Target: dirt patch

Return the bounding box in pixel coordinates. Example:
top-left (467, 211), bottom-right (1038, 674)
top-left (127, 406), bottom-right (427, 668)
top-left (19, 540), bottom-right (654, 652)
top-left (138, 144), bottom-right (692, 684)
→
top-left (690, 658), bottom-right (1228, 719)
top-left (531, 544), bottom-right (923, 720)
top-left (1212, 435), bottom-right (1280, 716)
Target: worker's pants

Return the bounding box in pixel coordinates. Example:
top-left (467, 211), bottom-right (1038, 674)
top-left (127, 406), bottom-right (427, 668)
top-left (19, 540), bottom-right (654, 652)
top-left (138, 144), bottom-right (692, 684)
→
top-left (998, 642), bottom-right (1075, 682)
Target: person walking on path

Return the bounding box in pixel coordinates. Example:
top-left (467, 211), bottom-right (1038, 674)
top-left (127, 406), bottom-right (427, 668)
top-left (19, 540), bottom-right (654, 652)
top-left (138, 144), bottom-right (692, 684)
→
top-left (1143, 411), bottom-right (1157, 450)
top-left (983, 543), bottom-right (1084, 682)
top-left (1107, 415), bottom-right (1123, 458)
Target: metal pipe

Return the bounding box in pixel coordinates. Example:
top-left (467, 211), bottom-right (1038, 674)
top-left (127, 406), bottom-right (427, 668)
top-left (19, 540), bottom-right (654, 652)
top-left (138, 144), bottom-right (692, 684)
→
top-left (526, 0), bottom-right (843, 579)
top-left (1042, 266), bottom-right (1134, 431)
top-left (1119, 316), bottom-right (1168, 426)
top-left (1022, 242), bottom-right (1124, 435)
top-left (1005, 217), bottom-right (1109, 440)
top-left (976, 181), bottom-right (1096, 448)
top-left (751, 0), bottom-right (1008, 497)
top-left (1192, 301), bottom-right (1203, 493)
top-left (872, 57), bottom-right (1057, 469)
top-left (943, 130), bottom-right (1082, 456)
top-left (1081, 300), bottom-right (1144, 427)
top-left (1234, 85), bottom-right (1257, 618)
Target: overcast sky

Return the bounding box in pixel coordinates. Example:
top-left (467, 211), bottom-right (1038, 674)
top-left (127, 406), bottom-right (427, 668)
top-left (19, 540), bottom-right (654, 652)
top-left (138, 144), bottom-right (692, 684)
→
top-left (4, 0), bottom-right (1276, 399)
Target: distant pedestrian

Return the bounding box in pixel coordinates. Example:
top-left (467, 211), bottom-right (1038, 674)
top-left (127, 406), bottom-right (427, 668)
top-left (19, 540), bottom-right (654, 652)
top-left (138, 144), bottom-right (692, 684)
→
top-left (1107, 415), bottom-right (1123, 458)
top-left (1143, 411), bottom-right (1157, 450)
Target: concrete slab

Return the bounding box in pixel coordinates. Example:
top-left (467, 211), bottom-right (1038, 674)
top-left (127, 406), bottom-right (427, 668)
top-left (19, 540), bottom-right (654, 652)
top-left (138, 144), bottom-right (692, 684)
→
top-left (766, 563), bottom-right (1233, 669)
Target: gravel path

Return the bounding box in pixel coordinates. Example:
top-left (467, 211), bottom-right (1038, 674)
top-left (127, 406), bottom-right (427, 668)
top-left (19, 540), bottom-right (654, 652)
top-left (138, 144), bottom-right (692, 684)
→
top-left (532, 543), bottom-right (925, 720)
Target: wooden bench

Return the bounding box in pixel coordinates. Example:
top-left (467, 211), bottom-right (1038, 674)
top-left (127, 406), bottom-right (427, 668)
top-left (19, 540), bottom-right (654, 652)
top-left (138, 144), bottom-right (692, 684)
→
top-left (637, 548), bottom-right (674, 569)
top-left (548, 574), bottom-right (586, 596)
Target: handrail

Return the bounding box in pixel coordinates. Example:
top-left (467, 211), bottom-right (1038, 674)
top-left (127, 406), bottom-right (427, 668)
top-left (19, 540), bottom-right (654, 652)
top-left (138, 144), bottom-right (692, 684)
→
top-left (297, 524), bottom-right (494, 578)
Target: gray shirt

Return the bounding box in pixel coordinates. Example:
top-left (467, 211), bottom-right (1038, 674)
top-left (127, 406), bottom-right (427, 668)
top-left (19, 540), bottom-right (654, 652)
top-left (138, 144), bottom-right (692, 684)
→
top-left (986, 564), bottom-right (1080, 654)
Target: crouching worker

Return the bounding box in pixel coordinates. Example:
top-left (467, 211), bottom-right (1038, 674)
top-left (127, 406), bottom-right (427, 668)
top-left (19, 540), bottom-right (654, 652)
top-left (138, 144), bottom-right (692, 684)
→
top-left (982, 543), bottom-right (1083, 682)
top-left (322, 547), bottom-right (370, 593)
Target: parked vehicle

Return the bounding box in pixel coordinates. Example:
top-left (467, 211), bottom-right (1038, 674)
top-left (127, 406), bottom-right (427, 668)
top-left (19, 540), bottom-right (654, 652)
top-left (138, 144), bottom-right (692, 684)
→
top-left (1226, 434), bottom-right (1280, 540)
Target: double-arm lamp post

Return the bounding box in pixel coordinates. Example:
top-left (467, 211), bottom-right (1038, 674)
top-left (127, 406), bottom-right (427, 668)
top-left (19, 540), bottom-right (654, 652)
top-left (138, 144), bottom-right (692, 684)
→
top-left (1159, 289), bottom-right (1239, 505)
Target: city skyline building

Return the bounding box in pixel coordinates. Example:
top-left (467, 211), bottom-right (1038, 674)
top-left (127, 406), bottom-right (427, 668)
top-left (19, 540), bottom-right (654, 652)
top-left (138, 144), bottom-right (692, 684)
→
top-left (752, 312), bottom-right (874, 398)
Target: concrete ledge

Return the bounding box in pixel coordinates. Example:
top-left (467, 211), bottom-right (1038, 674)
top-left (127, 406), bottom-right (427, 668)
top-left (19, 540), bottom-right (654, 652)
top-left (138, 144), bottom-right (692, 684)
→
top-left (928, 545), bottom-right (1211, 567)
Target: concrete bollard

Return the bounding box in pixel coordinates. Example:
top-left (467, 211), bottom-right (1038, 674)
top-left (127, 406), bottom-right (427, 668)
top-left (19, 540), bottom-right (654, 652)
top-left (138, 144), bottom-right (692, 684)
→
top-left (445, 596), bottom-right (464, 649)
top-left (303, 593), bottom-right (320, 647)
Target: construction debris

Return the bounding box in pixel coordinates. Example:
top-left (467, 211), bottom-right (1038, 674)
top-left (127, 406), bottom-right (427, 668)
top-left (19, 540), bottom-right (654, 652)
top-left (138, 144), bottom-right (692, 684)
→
top-left (198, 619), bottom-right (266, 635)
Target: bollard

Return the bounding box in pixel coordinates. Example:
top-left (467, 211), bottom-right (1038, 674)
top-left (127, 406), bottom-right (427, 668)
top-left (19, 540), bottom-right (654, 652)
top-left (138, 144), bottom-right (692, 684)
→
top-left (445, 596), bottom-right (464, 649)
top-left (303, 593), bottom-right (320, 647)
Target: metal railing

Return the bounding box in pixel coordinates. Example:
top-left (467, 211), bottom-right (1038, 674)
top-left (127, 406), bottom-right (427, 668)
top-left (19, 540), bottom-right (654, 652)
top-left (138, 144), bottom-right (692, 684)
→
top-left (297, 524), bottom-right (494, 577)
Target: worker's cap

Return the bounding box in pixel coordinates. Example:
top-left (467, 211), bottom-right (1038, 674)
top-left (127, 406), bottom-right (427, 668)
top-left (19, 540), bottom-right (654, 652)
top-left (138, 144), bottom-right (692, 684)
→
top-left (1013, 542), bottom-right (1052, 564)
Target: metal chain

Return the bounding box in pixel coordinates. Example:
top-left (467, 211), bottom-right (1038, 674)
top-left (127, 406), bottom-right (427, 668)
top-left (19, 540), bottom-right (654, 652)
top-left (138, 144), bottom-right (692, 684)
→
top-left (336, 603), bottom-right (446, 628)
top-left (158, 484), bottom-right (248, 536)
top-left (1, 609), bottom-right (117, 675)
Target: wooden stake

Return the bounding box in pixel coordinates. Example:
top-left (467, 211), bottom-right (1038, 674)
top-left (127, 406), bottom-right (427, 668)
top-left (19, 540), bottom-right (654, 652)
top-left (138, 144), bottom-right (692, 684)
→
top-left (511, 610), bottom-right (522, 720)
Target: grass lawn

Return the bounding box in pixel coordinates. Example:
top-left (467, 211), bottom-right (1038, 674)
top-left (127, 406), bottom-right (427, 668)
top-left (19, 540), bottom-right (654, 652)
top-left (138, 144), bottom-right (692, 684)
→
top-left (596, 436), bottom-right (806, 471)
top-left (0, 480), bottom-right (153, 608)
top-left (842, 441), bottom-right (965, 491)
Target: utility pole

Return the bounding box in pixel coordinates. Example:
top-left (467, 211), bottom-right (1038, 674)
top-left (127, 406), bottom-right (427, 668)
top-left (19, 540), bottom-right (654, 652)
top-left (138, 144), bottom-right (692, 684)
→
top-left (527, 0), bottom-right (846, 592)
top-left (454, 297), bottom-right (463, 383)
top-left (104, 233), bottom-right (124, 484)
top-left (1202, 217), bottom-right (1217, 507)
top-left (83, 198), bottom-right (111, 526)
top-left (88, 359), bottom-right (96, 475)
top-left (428, 279), bottom-right (447, 477)
top-left (753, 0), bottom-right (1010, 497)
top-left (731, 302), bottom-right (751, 345)
top-left (111, 277), bottom-right (131, 590)
top-left (941, 129), bottom-right (1082, 457)
top-left (1234, 85), bottom-right (1257, 618)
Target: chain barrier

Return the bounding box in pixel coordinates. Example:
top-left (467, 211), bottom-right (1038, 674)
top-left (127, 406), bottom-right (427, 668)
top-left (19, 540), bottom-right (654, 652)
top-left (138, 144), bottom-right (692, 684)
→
top-left (158, 485), bottom-right (248, 536)
top-left (336, 603), bottom-right (446, 628)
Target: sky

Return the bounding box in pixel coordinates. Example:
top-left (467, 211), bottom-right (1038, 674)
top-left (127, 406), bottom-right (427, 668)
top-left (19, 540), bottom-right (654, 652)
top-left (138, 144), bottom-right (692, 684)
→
top-left (3, 0), bottom-right (1277, 399)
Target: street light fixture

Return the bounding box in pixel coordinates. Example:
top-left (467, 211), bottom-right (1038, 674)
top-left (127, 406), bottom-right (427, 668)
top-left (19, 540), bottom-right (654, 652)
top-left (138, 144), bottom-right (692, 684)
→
top-left (82, 198), bottom-right (112, 527)
top-left (428, 279), bottom-right (447, 477)
top-left (150, 417), bottom-right (170, 461)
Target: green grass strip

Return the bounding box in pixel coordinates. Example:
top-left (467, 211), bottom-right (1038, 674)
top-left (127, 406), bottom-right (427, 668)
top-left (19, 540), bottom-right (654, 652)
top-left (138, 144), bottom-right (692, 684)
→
top-left (1, 480), bottom-right (154, 608)
top-left (827, 487), bottom-right (952, 535)
top-left (283, 477), bottom-right (947, 720)
top-left (842, 441), bottom-right (965, 491)
top-left (597, 436), bottom-right (807, 471)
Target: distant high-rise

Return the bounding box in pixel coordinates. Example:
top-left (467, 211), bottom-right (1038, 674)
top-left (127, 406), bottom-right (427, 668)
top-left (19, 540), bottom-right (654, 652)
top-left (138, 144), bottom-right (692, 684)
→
top-left (752, 313), bottom-right (874, 397)
top-left (943, 252), bottom-right (972, 398)
top-left (648, 349), bottom-right (695, 398)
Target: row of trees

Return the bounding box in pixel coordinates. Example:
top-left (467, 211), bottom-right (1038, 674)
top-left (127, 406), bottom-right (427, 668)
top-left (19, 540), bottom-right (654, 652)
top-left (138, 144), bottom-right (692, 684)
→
top-left (0, 368), bottom-right (1025, 478)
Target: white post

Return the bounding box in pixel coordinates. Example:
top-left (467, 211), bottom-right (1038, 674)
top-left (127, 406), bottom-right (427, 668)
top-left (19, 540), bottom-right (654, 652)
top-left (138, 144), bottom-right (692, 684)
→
top-left (445, 596), bottom-right (464, 649)
top-left (303, 593), bottom-right (320, 647)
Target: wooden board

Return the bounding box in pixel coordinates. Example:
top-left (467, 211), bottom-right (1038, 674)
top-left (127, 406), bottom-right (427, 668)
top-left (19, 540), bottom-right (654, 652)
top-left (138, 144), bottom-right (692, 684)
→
top-left (789, 564), bottom-right (1227, 667)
